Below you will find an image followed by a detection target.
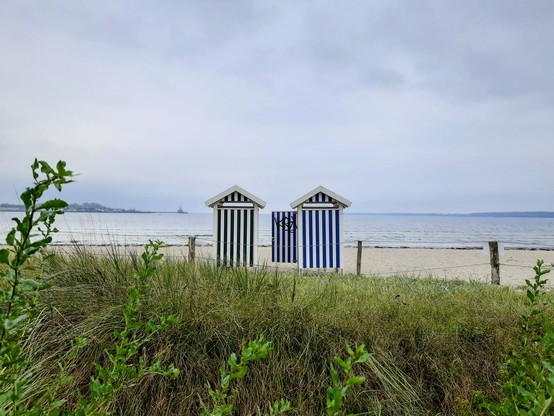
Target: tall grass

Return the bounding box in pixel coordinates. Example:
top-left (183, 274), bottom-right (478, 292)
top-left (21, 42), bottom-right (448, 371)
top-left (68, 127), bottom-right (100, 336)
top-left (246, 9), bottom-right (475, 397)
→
top-left (21, 245), bottom-right (541, 415)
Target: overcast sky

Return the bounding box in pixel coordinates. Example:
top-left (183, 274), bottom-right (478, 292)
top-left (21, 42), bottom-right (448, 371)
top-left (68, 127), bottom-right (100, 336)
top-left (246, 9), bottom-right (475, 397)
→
top-left (1, 1), bottom-right (553, 213)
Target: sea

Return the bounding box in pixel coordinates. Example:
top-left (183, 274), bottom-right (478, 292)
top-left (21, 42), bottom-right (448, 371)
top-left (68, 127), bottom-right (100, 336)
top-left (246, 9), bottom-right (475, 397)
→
top-left (1, 212), bottom-right (554, 250)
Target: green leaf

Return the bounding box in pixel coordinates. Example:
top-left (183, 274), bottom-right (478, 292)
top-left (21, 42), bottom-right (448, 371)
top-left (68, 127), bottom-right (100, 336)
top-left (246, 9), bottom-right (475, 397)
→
top-left (345, 343), bottom-right (354, 357)
top-left (0, 248), bottom-right (10, 264)
top-left (346, 376), bottom-right (366, 385)
top-left (3, 268), bottom-right (16, 283)
top-left (356, 352), bottom-right (371, 364)
top-left (19, 278), bottom-right (43, 292)
top-left (335, 357), bottom-right (349, 370)
top-left (56, 160), bottom-right (67, 174)
top-left (50, 399), bottom-right (67, 409)
top-left (31, 158), bottom-right (39, 179)
top-left (37, 198), bottom-right (68, 210)
top-left (39, 160), bottom-right (54, 175)
top-left (20, 188), bottom-right (33, 209)
top-left (6, 229), bottom-right (16, 245)
top-left (4, 314), bottom-right (29, 331)
top-left (230, 365), bottom-right (248, 380)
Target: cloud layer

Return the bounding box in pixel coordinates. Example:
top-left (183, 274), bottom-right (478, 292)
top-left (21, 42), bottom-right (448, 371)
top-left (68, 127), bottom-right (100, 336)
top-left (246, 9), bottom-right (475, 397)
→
top-left (1, 0), bottom-right (553, 212)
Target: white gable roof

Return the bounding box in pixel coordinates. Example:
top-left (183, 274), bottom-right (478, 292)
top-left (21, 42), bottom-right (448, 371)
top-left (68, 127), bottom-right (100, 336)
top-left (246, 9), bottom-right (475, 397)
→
top-left (205, 185), bottom-right (266, 208)
top-left (290, 186), bottom-right (352, 209)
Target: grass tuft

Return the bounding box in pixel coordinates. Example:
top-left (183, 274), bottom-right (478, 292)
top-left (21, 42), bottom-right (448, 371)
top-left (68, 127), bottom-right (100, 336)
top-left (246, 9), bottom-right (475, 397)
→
top-left (20, 245), bottom-right (548, 415)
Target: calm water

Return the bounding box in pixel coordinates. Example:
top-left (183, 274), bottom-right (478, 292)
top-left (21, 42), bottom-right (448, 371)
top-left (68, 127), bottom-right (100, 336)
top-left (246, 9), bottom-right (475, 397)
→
top-left (1, 212), bottom-right (554, 249)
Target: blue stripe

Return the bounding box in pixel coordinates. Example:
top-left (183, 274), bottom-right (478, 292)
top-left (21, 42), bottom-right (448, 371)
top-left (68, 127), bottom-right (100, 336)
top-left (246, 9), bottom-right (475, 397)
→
top-left (335, 209), bottom-right (340, 268)
top-left (328, 210), bottom-right (333, 267)
top-left (302, 210), bottom-right (307, 268)
top-left (281, 212), bottom-right (288, 262)
top-left (308, 211), bottom-right (314, 268)
top-left (271, 212), bottom-right (275, 262)
top-left (292, 212), bottom-right (298, 263)
top-left (277, 212), bottom-right (280, 262)
top-left (275, 212), bottom-right (283, 262)
top-left (322, 210), bottom-right (327, 268)
top-left (287, 212), bottom-right (291, 262)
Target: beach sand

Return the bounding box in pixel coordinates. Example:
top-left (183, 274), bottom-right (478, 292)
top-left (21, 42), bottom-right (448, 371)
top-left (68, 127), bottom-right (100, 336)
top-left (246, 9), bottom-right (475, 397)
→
top-left (153, 245), bottom-right (553, 287)
top-left (43, 244), bottom-right (553, 287)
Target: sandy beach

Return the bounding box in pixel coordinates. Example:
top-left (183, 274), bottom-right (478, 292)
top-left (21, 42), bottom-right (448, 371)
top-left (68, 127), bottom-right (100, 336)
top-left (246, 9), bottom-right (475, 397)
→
top-left (76, 244), bottom-right (553, 287)
top-left (6, 241), bottom-right (551, 287)
top-left (259, 247), bottom-right (553, 286)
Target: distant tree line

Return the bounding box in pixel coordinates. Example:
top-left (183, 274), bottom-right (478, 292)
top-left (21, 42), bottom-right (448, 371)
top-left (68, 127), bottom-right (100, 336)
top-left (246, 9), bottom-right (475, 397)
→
top-left (0, 202), bottom-right (143, 213)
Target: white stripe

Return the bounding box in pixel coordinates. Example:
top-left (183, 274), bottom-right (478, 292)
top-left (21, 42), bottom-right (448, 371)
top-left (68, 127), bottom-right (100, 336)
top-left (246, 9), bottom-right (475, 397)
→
top-left (316, 210), bottom-right (323, 267)
top-left (253, 208), bottom-right (259, 267)
top-left (232, 209), bottom-right (237, 264)
top-left (213, 207), bottom-right (218, 262)
top-left (337, 208), bottom-right (344, 271)
top-left (225, 210), bottom-right (230, 265)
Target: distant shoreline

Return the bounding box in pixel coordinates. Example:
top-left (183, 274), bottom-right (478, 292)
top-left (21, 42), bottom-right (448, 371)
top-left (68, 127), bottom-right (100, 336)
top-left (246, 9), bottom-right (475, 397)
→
top-left (1, 206), bottom-right (552, 218)
top-left (41, 243), bottom-right (554, 251)
top-left (0, 208), bottom-right (156, 214)
top-left (349, 212), bottom-right (554, 218)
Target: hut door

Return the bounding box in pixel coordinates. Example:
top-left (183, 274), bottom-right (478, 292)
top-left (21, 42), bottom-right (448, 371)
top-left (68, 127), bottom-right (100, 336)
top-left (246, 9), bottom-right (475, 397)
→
top-left (299, 209), bottom-right (341, 269)
top-left (272, 211), bottom-right (297, 263)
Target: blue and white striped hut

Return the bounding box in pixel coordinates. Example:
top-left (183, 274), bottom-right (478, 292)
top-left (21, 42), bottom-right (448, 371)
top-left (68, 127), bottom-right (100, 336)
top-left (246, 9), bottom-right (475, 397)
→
top-left (291, 186), bottom-right (351, 271)
top-left (205, 185), bottom-right (266, 267)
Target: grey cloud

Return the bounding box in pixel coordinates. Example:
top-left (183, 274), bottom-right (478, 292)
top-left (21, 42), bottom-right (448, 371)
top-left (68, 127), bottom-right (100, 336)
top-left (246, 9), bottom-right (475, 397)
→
top-left (371, 0), bottom-right (554, 103)
top-left (0, 1), bottom-right (553, 213)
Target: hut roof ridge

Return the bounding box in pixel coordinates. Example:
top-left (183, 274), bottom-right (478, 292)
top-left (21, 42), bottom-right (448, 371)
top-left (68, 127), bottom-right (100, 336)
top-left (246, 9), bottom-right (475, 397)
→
top-left (290, 186), bottom-right (352, 209)
top-left (205, 185), bottom-right (266, 208)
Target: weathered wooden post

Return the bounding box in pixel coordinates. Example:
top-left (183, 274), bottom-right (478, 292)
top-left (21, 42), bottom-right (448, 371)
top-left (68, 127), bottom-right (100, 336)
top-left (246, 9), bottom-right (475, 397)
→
top-left (489, 241), bottom-right (500, 284)
top-left (356, 240), bottom-right (362, 276)
top-left (188, 235), bottom-right (196, 263)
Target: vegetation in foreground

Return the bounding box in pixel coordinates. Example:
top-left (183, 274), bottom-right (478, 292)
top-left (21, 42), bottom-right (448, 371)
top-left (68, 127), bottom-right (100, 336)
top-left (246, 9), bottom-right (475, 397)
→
top-left (15, 247), bottom-right (548, 415)
top-left (2, 159), bottom-right (554, 415)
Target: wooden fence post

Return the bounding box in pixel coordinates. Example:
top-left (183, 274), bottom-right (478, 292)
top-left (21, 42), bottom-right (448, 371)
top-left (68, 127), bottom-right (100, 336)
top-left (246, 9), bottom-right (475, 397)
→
top-left (188, 236), bottom-right (196, 263)
top-left (489, 241), bottom-right (500, 285)
top-left (356, 241), bottom-right (362, 276)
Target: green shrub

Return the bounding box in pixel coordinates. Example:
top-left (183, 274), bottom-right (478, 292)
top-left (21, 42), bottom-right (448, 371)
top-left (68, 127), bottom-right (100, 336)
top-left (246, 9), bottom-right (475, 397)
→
top-left (0, 159), bottom-right (73, 414)
top-left (480, 260), bottom-right (553, 415)
top-left (0, 160), bottom-right (178, 416)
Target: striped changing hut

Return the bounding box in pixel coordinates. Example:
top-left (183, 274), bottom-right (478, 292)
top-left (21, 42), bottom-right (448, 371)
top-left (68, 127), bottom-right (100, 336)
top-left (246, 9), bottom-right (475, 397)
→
top-left (205, 185), bottom-right (266, 267)
top-left (290, 186), bottom-right (351, 271)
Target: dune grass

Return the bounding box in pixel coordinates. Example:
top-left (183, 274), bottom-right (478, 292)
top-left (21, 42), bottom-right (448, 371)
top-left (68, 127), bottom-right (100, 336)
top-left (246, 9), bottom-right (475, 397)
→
top-left (19, 245), bottom-right (544, 415)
